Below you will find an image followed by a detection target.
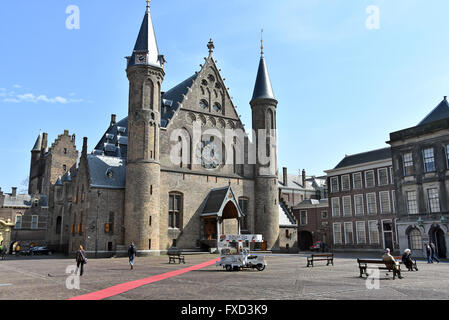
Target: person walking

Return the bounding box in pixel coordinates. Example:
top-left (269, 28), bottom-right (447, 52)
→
top-left (425, 243), bottom-right (433, 263)
top-left (382, 248), bottom-right (403, 279)
top-left (430, 242), bottom-right (440, 263)
top-left (128, 242), bottom-right (137, 270)
top-left (75, 245), bottom-right (88, 276)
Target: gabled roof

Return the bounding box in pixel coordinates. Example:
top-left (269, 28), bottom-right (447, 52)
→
top-left (251, 56), bottom-right (276, 101)
top-left (87, 155), bottom-right (126, 189)
top-left (200, 186), bottom-right (243, 218)
top-left (418, 97), bottom-right (449, 126)
top-left (334, 147), bottom-right (391, 169)
top-left (279, 202), bottom-right (297, 227)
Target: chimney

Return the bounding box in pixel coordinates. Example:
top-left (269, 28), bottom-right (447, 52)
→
top-left (12, 187), bottom-right (17, 197)
top-left (82, 137), bottom-right (88, 157)
top-left (110, 114), bottom-right (117, 126)
top-left (302, 169), bottom-right (306, 187)
top-left (42, 133), bottom-right (48, 151)
top-left (283, 167), bottom-right (288, 187)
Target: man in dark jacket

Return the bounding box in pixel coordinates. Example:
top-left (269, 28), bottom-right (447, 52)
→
top-left (75, 245), bottom-right (87, 276)
top-left (128, 242), bottom-right (137, 270)
top-left (430, 243), bottom-right (440, 263)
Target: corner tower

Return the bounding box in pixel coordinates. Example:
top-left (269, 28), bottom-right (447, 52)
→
top-left (124, 1), bottom-right (165, 255)
top-left (251, 36), bottom-right (279, 250)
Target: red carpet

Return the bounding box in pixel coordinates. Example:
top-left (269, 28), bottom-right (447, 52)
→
top-left (68, 258), bottom-right (219, 300)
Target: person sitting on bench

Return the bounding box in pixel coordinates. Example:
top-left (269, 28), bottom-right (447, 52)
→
top-left (382, 248), bottom-right (403, 279)
top-left (402, 249), bottom-right (418, 272)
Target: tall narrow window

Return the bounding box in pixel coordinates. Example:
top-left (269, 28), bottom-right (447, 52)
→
top-left (403, 153), bottom-right (414, 176)
top-left (365, 171), bottom-right (375, 188)
top-left (169, 193), bottom-right (182, 229)
top-left (427, 188), bottom-right (440, 213)
top-left (344, 222), bottom-right (353, 244)
top-left (353, 172), bottom-right (362, 189)
top-left (31, 215), bottom-right (38, 230)
top-left (408, 228), bottom-right (422, 250)
top-left (342, 196), bottom-right (352, 217)
top-left (15, 215), bottom-right (22, 229)
top-left (238, 198), bottom-right (249, 230)
top-left (331, 198), bottom-right (340, 217)
top-left (423, 148), bottom-right (435, 173)
top-left (333, 223), bottom-right (342, 245)
top-left (378, 168), bottom-right (388, 186)
top-left (341, 175), bottom-right (350, 191)
top-left (300, 211), bottom-right (308, 226)
top-left (109, 212), bottom-right (115, 234)
top-left (354, 194), bottom-right (364, 216)
top-left (366, 193), bottom-right (377, 215)
top-left (330, 177), bottom-right (339, 193)
top-left (368, 221), bottom-right (380, 244)
top-left (356, 221), bottom-right (366, 244)
top-left (379, 191), bottom-right (391, 214)
top-left (407, 191), bottom-right (418, 215)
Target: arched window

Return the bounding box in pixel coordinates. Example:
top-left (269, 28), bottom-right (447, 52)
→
top-left (238, 197), bottom-right (249, 231)
top-left (56, 216), bottom-right (62, 235)
top-left (169, 193), bottom-right (183, 229)
top-left (408, 228), bottom-right (422, 250)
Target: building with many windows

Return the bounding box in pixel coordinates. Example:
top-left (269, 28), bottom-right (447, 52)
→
top-left (388, 96), bottom-right (449, 259)
top-left (325, 148), bottom-right (398, 253)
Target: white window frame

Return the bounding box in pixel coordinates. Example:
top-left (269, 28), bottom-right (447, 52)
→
top-left (300, 210), bottom-right (308, 226)
top-left (403, 153), bottom-right (414, 176)
top-left (356, 221), bottom-right (367, 244)
top-left (365, 170), bottom-right (375, 188)
top-left (423, 148), bottom-right (436, 173)
top-left (366, 192), bottom-right (377, 215)
top-left (344, 222), bottom-right (354, 244)
top-left (379, 191), bottom-right (391, 214)
top-left (31, 215), bottom-right (38, 230)
top-left (354, 194), bottom-right (365, 216)
top-left (342, 196), bottom-right (352, 217)
top-left (378, 168), bottom-right (389, 186)
top-left (368, 220), bottom-right (380, 244)
top-left (15, 214), bottom-right (22, 229)
top-left (427, 188), bottom-right (440, 213)
top-left (341, 175), bottom-right (350, 192)
top-left (353, 172), bottom-right (362, 190)
top-left (333, 223), bottom-right (342, 245)
top-left (331, 197), bottom-right (341, 217)
top-left (330, 177), bottom-right (339, 193)
top-left (407, 191), bottom-right (419, 215)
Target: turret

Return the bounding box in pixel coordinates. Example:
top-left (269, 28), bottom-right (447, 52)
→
top-left (251, 32), bottom-right (279, 250)
top-left (124, 1), bottom-right (165, 255)
top-left (29, 132), bottom-right (43, 194)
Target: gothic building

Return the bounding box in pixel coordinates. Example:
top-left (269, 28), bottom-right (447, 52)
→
top-left (32, 3), bottom-right (283, 256)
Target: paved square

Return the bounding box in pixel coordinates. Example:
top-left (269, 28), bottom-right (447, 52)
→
top-left (0, 253), bottom-right (447, 300)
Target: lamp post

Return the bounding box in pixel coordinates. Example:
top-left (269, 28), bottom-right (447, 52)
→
top-left (96, 190), bottom-right (102, 258)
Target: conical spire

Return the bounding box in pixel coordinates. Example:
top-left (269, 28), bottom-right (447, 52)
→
top-left (32, 132), bottom-right (43, 152)
top-left (128, 1), bottom-right (162, 68)
top-left (251, 32), bottom-right (276, 102)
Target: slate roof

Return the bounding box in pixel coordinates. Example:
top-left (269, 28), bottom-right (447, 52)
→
top-left (87, 155), bottom-right (126, 189)
top-left (32, 132), bottom-right (42, 151)
top-left (278, 173), bottom-right (324, 191)
top-left (2, 194), bottom-right (31, 208)
top-left (201, 187), bottom-right (230, 215)
top-left (251, 56), bottom-right (275, 101)
top-left (279, 202), bottom-right (297, 227)
top-left (334, 147), bottom-right (391, 169)
top-left (418, 97), bottom-right (449, 126)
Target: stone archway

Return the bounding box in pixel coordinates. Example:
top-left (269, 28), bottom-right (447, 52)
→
top-left (299, 231), bottom-right (313, 251)
top-left (429, 225), bottom-right (447, 259)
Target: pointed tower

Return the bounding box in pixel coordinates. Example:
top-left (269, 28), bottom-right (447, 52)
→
top-left (29, 132), bottom-right (43, 194)
top-left (251, 33), bottom-right (279, 250)
top-left (124, 1), bottom-right (165, 255)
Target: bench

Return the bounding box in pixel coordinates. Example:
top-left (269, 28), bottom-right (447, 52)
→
top-left (167, 249), bottom-right (185, 264)
top-left (307, 253), bottom-right (334, 267)
top-left (357, 258), bottom-right (401, 278)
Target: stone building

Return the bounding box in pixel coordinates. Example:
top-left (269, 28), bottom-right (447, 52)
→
top-left (292, 199), bottom-right (329, 251)
top-left (388, 96), bottom-right (449, 259)
top-left (0, 187), bottom-right (48, 252)
top-left (39, 3), bottom-right (282, 256)
top-left (325, 148), bottom-right (399, 253)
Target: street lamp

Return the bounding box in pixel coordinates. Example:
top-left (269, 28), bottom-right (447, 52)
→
top-left (417, 217), bottom-right (424, 228)
top-left (96, 190), bottom-right (102, 258)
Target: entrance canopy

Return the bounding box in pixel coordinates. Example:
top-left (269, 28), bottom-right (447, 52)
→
top-left (200, 186), bottom-right (244, 220)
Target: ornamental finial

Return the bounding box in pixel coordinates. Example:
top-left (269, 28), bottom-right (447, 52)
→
top-left (207, 39), bottom-right (215, 55)
top-left (146, 0), bottom-right (151, 10)
top-left (260, 29), bottom-right (264, 56)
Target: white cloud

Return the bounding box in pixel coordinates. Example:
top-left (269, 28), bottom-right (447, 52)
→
top-left (1, 90), bottom-right (83, 104)
top-left (12, 84), bottom-right (22, 89)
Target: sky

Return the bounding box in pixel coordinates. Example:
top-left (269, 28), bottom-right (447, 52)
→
top-left (2, 0), bottom-right (449, 193)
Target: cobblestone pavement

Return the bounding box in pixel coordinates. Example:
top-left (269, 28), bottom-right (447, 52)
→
top-left (0, 253), bottom-right (447, 300)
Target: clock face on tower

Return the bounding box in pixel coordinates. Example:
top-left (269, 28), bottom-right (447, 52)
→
top-left (135, 54), bottom-right (147, 64)
top-left (196, 139), bottom-right (221, 169)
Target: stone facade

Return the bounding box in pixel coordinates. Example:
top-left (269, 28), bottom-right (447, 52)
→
top-left (388, 98), bottom-right (449, 259)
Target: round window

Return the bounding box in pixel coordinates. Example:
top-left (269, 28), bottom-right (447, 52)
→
top-left (200, 100), bottom-right (208, 110)
top-left (213, 103), bottom-right (222, 112)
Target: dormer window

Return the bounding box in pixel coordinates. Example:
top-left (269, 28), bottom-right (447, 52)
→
top-left (106, 168), bottom-right (114, 179)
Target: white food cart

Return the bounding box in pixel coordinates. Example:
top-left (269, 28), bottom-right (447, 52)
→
top-left (216, 234), bottom-right (267, 272)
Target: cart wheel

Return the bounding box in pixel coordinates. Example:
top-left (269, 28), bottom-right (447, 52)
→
top-left (225, 265), bottom-right (232, 272)
top-left (256, 264), bottom-right (266, 271)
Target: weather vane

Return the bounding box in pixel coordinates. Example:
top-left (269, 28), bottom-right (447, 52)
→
top-left (146, 0), bottom-right (151, 9)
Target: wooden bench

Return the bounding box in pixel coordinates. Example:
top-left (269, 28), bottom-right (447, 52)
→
top-left (167, 249), bottom-right (185, 264)
top-left (307, 253), bottom-right (334, 267)
top-left (357, 258), bottom-right (401, 278)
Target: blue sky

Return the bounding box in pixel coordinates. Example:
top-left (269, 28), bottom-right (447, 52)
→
top-left (2, 0), bottom-right (449, 193)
